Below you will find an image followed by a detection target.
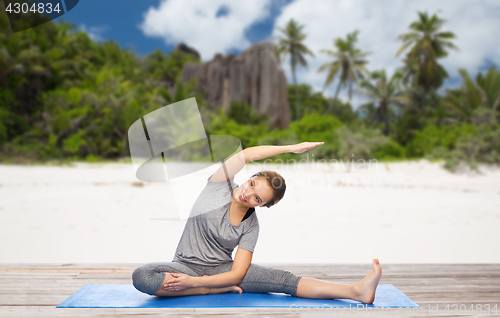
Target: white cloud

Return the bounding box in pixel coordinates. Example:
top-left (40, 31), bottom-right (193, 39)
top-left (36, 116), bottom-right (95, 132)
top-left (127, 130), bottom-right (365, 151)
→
top-left (139, 0), bottom-right (272, 60)
top-left (273, 0), bottom-right (500, 108)
top-left (78, 24), bottom-right (107, 42)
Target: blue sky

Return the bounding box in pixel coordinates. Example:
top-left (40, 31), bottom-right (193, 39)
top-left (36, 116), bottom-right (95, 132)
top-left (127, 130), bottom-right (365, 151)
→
top-left (56, 0), bottom-right (181, 55)
top-left (55, 0), bottom-right (292, 56)
top-left (55, 0), bottom-right (500, 106)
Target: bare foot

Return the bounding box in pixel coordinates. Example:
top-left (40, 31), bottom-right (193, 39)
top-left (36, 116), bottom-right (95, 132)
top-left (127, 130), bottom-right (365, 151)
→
top-left (208, 285), bottom-right (243, 294)
top-left (228, 285), bottom-right (243, 294)
top-left (353, 259), bottom-right (382, 304)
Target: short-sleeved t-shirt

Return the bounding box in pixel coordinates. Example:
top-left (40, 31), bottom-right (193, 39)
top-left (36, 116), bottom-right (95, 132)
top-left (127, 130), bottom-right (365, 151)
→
top-left (172, 174), bottom-right (260, 266)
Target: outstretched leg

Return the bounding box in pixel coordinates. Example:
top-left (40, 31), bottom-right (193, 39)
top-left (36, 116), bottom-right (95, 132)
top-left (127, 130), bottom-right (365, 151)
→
top-left (206, 261), bottom-right (303, 296)
top-left (296, 259), bottom-right (382, 303)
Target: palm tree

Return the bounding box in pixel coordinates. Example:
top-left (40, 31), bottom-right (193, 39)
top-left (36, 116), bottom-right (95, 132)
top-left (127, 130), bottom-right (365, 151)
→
top-left (443, 67), bottom-right (500, 123)
top-left (396, 11), bottom-right (458, 110)
top-left (276, 19), bottom-right (314, 121)
top-left (357, 70), bottom-right (408, 135)
top-left (0, 48), bottom-right (23, 87)
top-left (475, 66), bottom-right (500, 112)
top-left (318, 30), bottom-right (370, 115)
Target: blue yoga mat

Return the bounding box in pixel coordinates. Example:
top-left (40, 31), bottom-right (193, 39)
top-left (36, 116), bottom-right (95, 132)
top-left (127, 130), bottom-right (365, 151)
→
top-left (57, 284), bottom-right (419, 308)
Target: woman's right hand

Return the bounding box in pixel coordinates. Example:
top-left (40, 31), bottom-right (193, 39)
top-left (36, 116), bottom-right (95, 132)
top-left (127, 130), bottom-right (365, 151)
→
top-left (288, 142), bottom-right (324, 154)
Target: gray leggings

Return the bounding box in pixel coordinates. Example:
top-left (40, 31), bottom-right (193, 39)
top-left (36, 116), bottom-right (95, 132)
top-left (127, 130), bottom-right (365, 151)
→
top-left (132, 261), bottom-right (302, 297)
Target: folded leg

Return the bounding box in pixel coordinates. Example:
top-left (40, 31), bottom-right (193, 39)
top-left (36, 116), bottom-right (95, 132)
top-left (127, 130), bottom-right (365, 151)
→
top-left (132, 261), bottom-right (201, 295)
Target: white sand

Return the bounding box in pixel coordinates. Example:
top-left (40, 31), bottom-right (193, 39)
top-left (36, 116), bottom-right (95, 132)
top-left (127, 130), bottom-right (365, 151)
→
top-left (1, 160), bottom-right (499, 264)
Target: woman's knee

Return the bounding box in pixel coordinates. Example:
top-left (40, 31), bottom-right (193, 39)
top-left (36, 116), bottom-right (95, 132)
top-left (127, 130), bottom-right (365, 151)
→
top-left (132, 266), bottom-right (149, 294)
top-left (132, 264), bottom-right (164, 295)
top-left (239, 264), bottom-right (301, 296)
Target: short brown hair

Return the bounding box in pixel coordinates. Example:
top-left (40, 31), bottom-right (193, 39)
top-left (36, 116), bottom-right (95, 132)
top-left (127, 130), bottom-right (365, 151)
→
top-left (250, 171), bottom-right (286, 208)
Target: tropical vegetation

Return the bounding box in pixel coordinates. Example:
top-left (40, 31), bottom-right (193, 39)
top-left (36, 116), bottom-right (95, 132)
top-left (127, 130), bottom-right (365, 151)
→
top-left (1, 8), bottom-right (499, 172)
top-left (276, 19), bottom-right (314, 121)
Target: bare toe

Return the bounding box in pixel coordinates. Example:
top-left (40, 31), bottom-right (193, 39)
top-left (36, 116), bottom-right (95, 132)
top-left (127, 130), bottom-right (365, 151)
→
top-left (373, 259), bottom-right (382, 274)
top-left (355, 259), bottom-right (382, 304)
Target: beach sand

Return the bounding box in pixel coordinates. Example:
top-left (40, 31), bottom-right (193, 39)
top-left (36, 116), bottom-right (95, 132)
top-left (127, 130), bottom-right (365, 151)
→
top-left (1, 160), bottom-right (499, 264)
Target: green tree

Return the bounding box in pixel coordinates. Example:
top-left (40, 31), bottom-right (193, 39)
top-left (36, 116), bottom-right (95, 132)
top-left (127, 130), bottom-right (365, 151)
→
top-left (276, 19), bottom-right (315, 121)
top-left (144, 49), bottom-right (199, 83)
top-left (0, 7), bottom-right (207, 163)
top-left (227, 101), bottom-right (269, 126)
top-left (357, 70), bottom-right (408, 135)
top-left (396, 11), bottom-right (458, 114)
top-left (443, 67), bottom-right (500, 123)
top-left (318, 30), bottom-right (370, 115)
top-left (287, 84), bottom-right (356, 123)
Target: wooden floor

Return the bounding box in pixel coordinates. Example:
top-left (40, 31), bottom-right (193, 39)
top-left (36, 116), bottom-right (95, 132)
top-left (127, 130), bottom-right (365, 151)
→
top-left (0, 263), bottom-right (499, 317)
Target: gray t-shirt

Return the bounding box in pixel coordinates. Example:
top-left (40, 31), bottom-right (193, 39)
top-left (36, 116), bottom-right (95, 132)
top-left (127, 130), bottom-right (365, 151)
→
top-left (172, 174), bottom-right (259, 266)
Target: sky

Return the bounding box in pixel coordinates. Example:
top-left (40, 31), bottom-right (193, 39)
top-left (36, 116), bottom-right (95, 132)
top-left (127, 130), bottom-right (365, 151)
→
top-left (55, 0), bottom-right (500, 107)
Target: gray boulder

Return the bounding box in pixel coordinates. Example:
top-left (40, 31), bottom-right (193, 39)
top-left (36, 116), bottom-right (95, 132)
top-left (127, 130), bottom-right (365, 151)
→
top-left (181, 41), bottom-right (290, 129)
top-left (174, 42), bottom-right (201, 60)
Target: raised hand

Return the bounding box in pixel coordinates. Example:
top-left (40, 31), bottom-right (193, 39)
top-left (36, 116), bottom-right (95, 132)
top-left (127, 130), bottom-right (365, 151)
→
top-left (288, 142), bottom-right (324, 154)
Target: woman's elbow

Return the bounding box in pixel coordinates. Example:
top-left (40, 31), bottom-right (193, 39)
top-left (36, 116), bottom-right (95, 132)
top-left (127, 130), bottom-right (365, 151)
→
top-left (232, 271), bottom-right (245, 285)
top-left (242, 148), bottom-right (251, 164)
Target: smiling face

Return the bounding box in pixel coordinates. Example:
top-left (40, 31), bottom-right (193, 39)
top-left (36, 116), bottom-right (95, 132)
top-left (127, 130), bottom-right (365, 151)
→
top-left (235, 176), bottom-right (274, 208)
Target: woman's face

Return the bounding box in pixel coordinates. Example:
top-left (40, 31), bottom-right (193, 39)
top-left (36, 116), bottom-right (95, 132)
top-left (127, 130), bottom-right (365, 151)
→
top-left (235, 176), bottom-right (274, 208)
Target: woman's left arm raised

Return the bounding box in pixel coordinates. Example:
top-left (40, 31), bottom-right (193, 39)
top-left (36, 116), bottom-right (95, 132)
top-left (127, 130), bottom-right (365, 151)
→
top-left (209, 142), bottom-right (324, 182)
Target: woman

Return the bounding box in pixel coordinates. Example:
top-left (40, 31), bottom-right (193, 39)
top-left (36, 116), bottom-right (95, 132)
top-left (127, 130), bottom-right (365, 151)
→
top-left (132, 142), bottom-right (382, 303)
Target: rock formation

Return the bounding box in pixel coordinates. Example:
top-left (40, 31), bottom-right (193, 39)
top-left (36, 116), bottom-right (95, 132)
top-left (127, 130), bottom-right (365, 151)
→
top-left (174, 42), bottom-right (200, 60)
top-left (181, 41), bottom-right (290, 129)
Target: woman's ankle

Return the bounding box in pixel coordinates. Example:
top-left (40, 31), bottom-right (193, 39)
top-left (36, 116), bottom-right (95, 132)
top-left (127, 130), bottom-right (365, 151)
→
top-left (207, 286), bottom-right (241, 294)
top-left (207, 287), bottom-right (227, 294)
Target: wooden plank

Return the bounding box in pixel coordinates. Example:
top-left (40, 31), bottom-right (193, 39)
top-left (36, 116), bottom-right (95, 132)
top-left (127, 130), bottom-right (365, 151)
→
top-left (0, 269), bottom-right (134, 273)
top-left (0, 263), bottom-right (144, 269)
top-left (0, 264), bottom-right (499, 317)
top-left (1, 305), bottom-right (499, 317)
